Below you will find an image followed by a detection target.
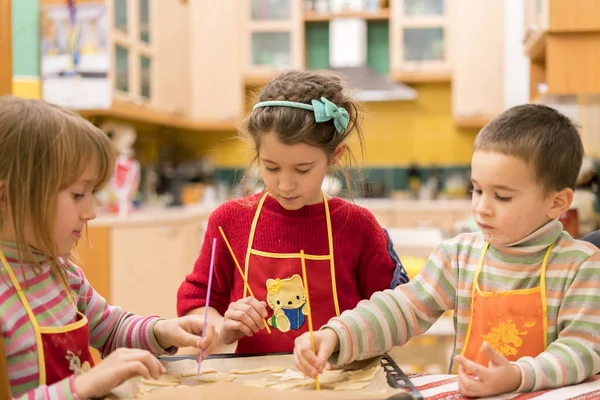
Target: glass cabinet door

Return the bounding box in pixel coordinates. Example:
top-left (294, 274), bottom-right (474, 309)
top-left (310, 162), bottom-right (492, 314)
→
top-left (391, 0), bottom-right (450, 74)
top-left (251, 32), bottom-right (292, 68)
top-left (251, 0), bottom-right (292, 20)
top-left (403, 27), bottom-right (444, 62)
top-left (403, 0), bottom-right (444, 16)
top-left (115, 45), bottom-right (129, 93)
top-left (244, 0), bottom-right (301, 74)
top-left (140, 55), bottom-right (151, 99)
top-left (139, 0), bottom-right (150, 43)
top-left (114, 0), bottom-right (128, 32)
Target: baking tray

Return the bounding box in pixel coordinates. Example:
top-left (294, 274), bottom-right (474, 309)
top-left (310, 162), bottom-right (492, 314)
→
top-left (141, 352), bottom-right (422, 400)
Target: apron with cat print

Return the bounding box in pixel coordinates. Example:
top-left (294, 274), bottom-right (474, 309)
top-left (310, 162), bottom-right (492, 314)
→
top-left (235, 192), bottom-right (341, 354)
top-left (457, 241), bottom-right (553, 370)
top-left (1, 250), bottom-right (94, 385)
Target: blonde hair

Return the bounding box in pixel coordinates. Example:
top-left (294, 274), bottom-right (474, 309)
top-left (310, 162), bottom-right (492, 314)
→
top-left (0, 96), bottom-right (115, 271)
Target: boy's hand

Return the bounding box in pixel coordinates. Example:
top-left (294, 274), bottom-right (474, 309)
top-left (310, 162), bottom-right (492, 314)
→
top-left (74, 348), bottom-right (165, 399)
top-left (153, 315), bottom-right (217, 356)
top-left (293, 328), bottom-right (339, 378)
top-left (454, 342), bottom-right (522, 398)
top-left (219, 297), bottom-right (268, 344)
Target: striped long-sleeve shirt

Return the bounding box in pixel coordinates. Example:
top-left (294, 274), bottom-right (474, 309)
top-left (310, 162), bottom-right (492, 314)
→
top-left (0, 242), bottom-right (174, 399)
top-left (324, 219), bottom-right (600, 393)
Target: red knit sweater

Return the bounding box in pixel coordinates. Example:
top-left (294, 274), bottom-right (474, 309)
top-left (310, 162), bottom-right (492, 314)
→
top-left (177, 194), bottom-right (398, 322)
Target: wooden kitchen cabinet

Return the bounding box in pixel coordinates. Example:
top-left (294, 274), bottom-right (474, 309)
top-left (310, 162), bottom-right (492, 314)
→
top-left (390, 0), bottom-right (453, 82)
top-left (108, 0), bottom-right (158, 106)
top-left (76, 212), bottom-right (207, 319)
top-left (452, 0), bottom-right (504, 127)
top-left (187, 0), bottom-right (244, 122)
top-left (524, 0), bottom-right (600, 98)
top-left (240, 0), bottom-right (305, 85)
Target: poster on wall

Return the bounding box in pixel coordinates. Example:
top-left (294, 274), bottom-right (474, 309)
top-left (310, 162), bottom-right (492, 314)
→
top-left (40, 1), bottom-right (111, 109)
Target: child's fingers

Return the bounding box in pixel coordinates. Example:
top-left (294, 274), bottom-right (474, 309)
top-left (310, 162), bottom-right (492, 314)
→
top-left (225, 305), bottom-right (261, 333)
top-left (454, 355), bottom-right (486, 380)
top-left (128, 360), bottom-right (152, 380)
top-left (238, 298), bottom-right (267, 330)
top-left (222, 316), bottom-right (254, 337)
top-left (293, 343), bottom-right (320, 377)
top-left (294, 350), bottom-right (319, 378)
top-left (242, 297), bottom-right (268, 329)
top-left (139, 352), bottom-right (165, 379)
top-left (293, 333), bottom-right (324, 377)
top-left (122, 350), bottom-right (164, 380)
top-left (198, 324), bottom-right (217, 350)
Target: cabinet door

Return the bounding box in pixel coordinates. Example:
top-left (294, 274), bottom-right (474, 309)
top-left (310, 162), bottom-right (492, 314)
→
top-left (241, 0), bottom-right (304, 79)
top-left (187, 0), bottom-right (244, 122)
top-left (110, 0), bottom-right (156, 105)
top-left (390, 0), bottom-right (452, 78)
top-left (153, 0), bottom-right (191, 114)
top-left (452, 0), bottom-right (504, 122)
top-left (76, 226), bottom-right (112, 301)
top-left (110, 222), bottom-right (189, 319)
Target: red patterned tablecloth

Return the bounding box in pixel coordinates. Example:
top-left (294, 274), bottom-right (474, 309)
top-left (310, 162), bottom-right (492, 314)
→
top-left (409, 373), bottom-right (600, 399)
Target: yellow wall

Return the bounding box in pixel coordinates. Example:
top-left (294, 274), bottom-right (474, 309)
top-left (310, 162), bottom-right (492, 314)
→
top-left (12, 78), bottom-right (41, 99)
top-left (357, 82), bottom-right (479, 166)
top-left (176, 82), bottom-right (479, 168)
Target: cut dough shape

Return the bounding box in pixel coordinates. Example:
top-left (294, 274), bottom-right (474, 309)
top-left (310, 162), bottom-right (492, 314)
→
top-left (195, 372), bottom-right (236, 383)
top-left (273, 369), bottom-right (306, 381)
top-left (180, 368), bottom-right (217, 378)
top-left (230, 365), bottom-right (286, 374)
top-left (317, 369), bottom-right (347, 384)
top-left (271, 378), bottom-right (315, 391)
top-left (347, 363), bottom-right (380, 382)
top-left (139, 374), bottom-right (180, 386)
top-left (241, 378), bottom-right (278, 388)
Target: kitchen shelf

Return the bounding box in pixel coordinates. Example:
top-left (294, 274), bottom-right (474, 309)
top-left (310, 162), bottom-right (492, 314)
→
top-left (390, 70), bottom-right (451, 83)
top-left (79, 99), bottom-right (238, 132)
top-left (303, 9), bottom-right (391, 21)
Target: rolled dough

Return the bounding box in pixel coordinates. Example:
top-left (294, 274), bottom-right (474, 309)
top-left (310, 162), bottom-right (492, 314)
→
top-left (231, 366), bottom-right (286, 375)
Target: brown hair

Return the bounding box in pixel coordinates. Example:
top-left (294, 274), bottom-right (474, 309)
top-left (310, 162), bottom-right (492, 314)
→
top-left (0, 96), bottom-right (115, 272)
top-left (242, 70), bottom-right (365, 197)
top-left (474, 103), bottom-right (584, 193)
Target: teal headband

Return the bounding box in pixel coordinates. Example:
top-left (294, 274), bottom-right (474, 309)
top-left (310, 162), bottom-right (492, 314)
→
top-left (253, 97), bottom-right (350, 134)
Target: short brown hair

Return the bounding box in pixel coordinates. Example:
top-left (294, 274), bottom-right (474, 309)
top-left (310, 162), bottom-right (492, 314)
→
top-left (243, 70), bottom-right (364, 197)
top-left (474, 103), bottom-right (583, 192)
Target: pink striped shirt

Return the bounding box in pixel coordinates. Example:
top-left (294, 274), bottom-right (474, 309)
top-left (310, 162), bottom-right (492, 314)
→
top-left (0, 242), bottom-right (174, 399)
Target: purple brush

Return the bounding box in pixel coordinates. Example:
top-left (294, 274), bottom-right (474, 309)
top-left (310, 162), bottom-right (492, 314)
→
top-left (197, 238), bottom-right (217, 377)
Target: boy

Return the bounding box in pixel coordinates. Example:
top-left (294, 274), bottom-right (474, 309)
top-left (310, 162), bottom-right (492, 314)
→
top-left (293, 104), bottom-right (600, 398)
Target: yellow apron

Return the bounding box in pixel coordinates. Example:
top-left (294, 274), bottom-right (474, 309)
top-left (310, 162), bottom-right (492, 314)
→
top-left (457, 242), bottom-right (553, 370)
top-left (1, 251), bottom-right (93, 385)
top-left (236, 191), bottom-right (341, 353)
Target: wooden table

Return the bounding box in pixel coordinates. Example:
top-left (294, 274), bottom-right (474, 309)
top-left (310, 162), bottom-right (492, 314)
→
top-left (108, 353), bottom-right (416, 400)
top-left (107, 353), bottom-right (600, 400)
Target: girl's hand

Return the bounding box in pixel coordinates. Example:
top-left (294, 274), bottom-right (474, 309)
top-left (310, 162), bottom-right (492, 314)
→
top-left (73, 348), bottom-right (165, 399)
top-left (454, 342), bottom-right (523, 398)
top-left (219, 297), bottom-right (268, 344)
top-left (293, 328), bottom-right (339, 378)
top-left (153, 315), bottom-right (217, 356)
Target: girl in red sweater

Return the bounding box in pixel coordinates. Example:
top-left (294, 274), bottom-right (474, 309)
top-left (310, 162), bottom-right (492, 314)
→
top-left (177, 70), bottom-right (408, 354)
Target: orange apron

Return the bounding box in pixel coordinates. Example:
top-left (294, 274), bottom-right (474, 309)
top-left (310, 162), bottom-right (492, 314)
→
top-left (1, 250), bottom-right (94, 386)
top-left (458, 241), bottom-right (554, 368)
top-left (235, 192), bottom-right (341, 354)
